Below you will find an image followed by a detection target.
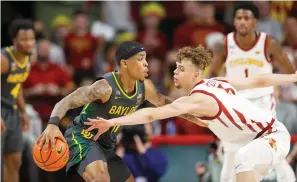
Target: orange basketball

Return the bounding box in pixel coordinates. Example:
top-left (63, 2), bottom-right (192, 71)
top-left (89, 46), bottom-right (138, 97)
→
top-left (33, 138), bottom-right (70, 171)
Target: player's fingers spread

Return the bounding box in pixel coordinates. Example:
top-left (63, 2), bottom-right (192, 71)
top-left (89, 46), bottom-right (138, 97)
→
top-left (44, 137), bottom-right (50, 152)
top-left (94, 132), bottom-right (100, 141)
top-left (84, 121), bottom-right (93, 125)
top-left (87, 118), bottom-right (97, 122)
top-left (51, 138), bottom-right (56, 151)
top-left (86, 125), bottom-right (95, 132)
top-left (38, 136), bottom-right (45, 150)
top-left (96, 117), bottom-right (105, 121)
top-left (61, 136), bottom-right (67, 143)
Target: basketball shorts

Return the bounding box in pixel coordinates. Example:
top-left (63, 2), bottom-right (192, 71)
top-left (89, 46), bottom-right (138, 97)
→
top-left (65, 122), bottom-right (131, 182)
top-left (1, 104), bottom-right (23, 154)
top-left (234, 130), bottom-right (291, 180)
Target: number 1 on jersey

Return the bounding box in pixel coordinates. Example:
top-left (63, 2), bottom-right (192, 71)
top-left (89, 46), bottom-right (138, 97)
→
top-left (244, 68), bottom-right (249, 78)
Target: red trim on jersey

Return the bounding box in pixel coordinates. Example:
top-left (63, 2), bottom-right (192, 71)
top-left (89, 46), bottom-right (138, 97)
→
top-left (267, 122), bottom-right (273, 134)
top-left (190, 90), bottom-right (243, 130)
top-left (218, 117), bottom-right (229, 127)
top-left (233, 109), bottom-right (256, 132)
top-left (190, 90), bottom-right (222, 120)
top-left (194, 80), bottom-right (205, 87)
top-left (264, 35), bottom-right (272, 63)
top-left (251, 120), bottom-right (265, 130)
top-left (224, 36), bottom-right (228, 62)
top-left (233, 32), bottom-right (261, 52)
top-left (254, 118), bottom-right (275, 139)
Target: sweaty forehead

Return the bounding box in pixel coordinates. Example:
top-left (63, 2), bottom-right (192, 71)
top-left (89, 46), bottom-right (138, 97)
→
top-left (235, 9), bottom-right (254, 17)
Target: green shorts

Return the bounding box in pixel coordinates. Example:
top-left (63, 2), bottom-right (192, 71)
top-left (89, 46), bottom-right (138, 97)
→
top-left (65, 122), bottom-right (131, 182)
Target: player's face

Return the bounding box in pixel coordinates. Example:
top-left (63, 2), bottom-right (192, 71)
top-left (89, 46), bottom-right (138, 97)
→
top-left (125, 51), bottom-right (149, 81)
top-left (173, 59), bottom-right (197, 89)
top-left (234, 10), bottom-right (257, 36)
top-left (15, 29), bottom-right (35, 55)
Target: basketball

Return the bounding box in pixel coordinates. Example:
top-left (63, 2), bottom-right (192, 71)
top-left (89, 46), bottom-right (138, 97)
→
top-left (32, 138), bottom-right (70, 171)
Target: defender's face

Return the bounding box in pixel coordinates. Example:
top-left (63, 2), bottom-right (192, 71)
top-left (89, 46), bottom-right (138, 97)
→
top-left (234, 10), bottom-right (256, 36)
top-left (15, 29), bottom-right (35, 55)
top-left (173, 59), bottom-right (197, 89)
top-left (125, 51), bottom-right (149, 81)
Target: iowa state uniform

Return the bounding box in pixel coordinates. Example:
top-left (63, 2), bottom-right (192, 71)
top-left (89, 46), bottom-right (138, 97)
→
top-left (1, 47), bottom-right (31, 153)
top-left (65, 72), bottom-right (145, 181)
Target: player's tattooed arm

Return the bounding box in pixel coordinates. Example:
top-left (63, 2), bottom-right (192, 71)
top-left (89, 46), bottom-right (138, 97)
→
top-left (209, 39), bottom-right (226, 77)
top-left (1, 54), bottom-right (9, 74)
top-left (144, 79), bottom-right (207, 127)
top-left (50, 79), bottom-right (112, 121)
top-left (268, 36), bottom-right (296, 74)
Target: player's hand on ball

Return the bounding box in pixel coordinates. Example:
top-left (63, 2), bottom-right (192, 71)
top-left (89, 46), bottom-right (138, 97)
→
top-left (85, 117), bottom-right (113, 141)
top-left (37, 124), bottom-right (66, 152)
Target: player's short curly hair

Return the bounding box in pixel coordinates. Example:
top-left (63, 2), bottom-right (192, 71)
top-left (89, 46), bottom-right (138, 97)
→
top-left (9, 19), bottom-right (34, 39)
top-left (176, 45), bottom-right (213, 70)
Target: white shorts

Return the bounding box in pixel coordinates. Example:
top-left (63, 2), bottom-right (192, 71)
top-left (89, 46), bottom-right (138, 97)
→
top-left (234, 130), bottom-right (291, 179)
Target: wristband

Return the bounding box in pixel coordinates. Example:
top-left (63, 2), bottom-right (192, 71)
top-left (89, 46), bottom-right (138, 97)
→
top-left (48, 116), bottom-right (60, 126)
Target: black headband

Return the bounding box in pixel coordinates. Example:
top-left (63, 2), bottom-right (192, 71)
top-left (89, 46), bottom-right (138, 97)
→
top-left (116, 45), bottom-right (145, 62)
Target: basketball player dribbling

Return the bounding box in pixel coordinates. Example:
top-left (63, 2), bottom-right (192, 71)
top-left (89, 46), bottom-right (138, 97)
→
top-left (36, 41), bottom-right (199, 182)
top-left (86, 46), bottom-right (297, 182)
top-left (210, 3), bottom-right (297, 182)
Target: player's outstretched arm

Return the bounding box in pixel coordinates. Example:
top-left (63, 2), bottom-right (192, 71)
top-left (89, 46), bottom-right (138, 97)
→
top-left (144, 79), bottom-right (208, 127)
top-left (37, 79), bottom-right (112, 151)
top-left (85, 93), bottom-right (218, 140)
top-left (225, 71), bottom-right (297, 90)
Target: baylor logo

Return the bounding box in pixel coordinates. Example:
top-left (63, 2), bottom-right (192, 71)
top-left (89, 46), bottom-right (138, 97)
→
top-left (80, 129), bottom-right (94, 139)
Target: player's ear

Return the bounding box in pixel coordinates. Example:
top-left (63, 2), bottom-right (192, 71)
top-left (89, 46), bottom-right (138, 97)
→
top-left (121, 60), bottom-right (128, 68)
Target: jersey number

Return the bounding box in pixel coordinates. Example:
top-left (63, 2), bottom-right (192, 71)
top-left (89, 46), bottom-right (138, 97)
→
top-left (10, 83), bottom-right (21, 99)
top-left (244, 68), bottom-right (249, 78)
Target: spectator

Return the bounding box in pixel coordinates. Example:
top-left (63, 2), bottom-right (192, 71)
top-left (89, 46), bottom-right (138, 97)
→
top-left (173, 1), bottom-right (226, 49)
top-left (270, 1), bottom-right (297, 25)
top-left (50, 15), bottom-right (71, 47)
top-left (207, 141), bottom-right (223, 182)
top-left (33, 37), bottom-right (66, 66)
top-left (64, 10), bottom-right (98, 85)
top-left (195, 162), bottom-right (211, 182)
top-left (254, 1), bottom-right (284, 42)
top-left (136, 2), bottom-right (168, 59)
top-left (120, 125), bottom-right (167, 182)
top-left (147, 57), bottom-right (164, 93)
top-left (101, 1), bottom-right (136, 33)
top-left (23, 38), bottom-right (74, 127)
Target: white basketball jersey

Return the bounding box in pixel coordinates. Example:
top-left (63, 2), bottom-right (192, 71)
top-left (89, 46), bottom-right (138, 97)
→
top-left (225, 32), bottom-right (273, 99)
top-left (190, 79), bottom-right (288, 145)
